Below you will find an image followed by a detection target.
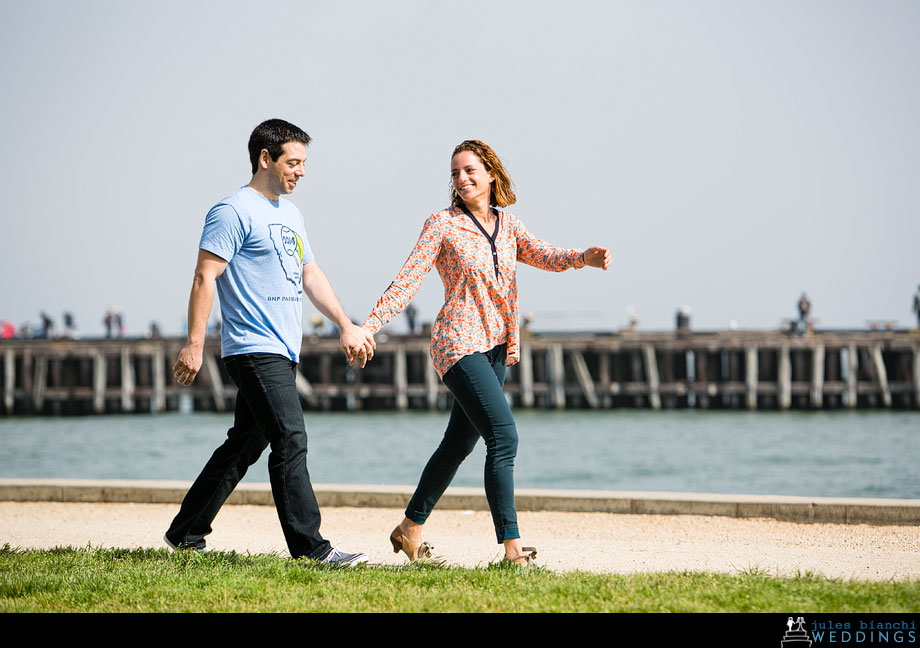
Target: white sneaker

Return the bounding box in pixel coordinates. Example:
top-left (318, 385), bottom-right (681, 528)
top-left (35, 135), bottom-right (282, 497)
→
top-left (320, 547), bottom-right (369, 566)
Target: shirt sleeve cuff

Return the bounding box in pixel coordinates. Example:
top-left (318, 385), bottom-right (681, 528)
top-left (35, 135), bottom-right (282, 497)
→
top-left (362, 314), bottom-right (383, 334)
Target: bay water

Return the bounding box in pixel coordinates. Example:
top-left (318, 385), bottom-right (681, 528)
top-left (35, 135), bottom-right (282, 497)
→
top-left (0, 410), bottom-right (916, 499)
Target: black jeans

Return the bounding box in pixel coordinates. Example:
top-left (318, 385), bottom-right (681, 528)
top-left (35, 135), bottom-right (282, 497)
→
top-left (165, 353), bottom-right (330, 559)
top-left (405, 344), bottom-right (520, 543)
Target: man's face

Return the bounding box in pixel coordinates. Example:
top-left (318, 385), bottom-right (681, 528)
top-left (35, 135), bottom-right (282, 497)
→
top-left (264, 141), bottom-right (307, 196)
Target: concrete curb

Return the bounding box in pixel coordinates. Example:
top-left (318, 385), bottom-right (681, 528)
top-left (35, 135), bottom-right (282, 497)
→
top-left (1, 478), bottom-right (918, 526)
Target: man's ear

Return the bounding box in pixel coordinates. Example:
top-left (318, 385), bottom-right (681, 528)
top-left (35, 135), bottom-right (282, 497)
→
top-left (259, 148), bottom-right (271, 170)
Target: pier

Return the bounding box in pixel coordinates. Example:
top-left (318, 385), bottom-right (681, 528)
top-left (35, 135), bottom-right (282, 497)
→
top-left (1, 329), bottom-right (919, 415)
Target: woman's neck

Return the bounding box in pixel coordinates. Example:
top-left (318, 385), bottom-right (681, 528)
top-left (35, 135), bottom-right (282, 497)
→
top-left (463, 196), bottom-right (494, 224)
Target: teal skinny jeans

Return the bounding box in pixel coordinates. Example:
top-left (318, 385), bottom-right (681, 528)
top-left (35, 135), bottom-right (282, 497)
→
top-left (405, 344), bottom-right (519, 543)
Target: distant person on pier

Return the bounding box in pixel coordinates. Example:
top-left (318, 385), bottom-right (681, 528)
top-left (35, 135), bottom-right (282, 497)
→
top-left (0, 320), bottom-right (14, 339)
top-left (913, 284), bottom-right (920, 329)
top-left (796, 292), bottom-right (811, 337)
top-left (114, 308), bottom-right (124, 337)
top-left (309, 314), bottom-right (324, 336)
top-left (39, 312), bottom-right (55, 339)
top-left (62, 312), bottom-right (78, 339)
top-left (361, 139), bottom-right (610, 566)
top-left (103, 308), bottom-right (114, 338)
top-left (405, 302), bottom-right (418, 334)
top-left (625, 305), bottom-right (639, 332)
top-left (521, 312), bottom-right (534, 337)
top-left (676, 305), bottom-right (691, 334)
top-left (798, 293), bottom-right (810, 320)
top-left (165, 119), bottom-right (374, 566)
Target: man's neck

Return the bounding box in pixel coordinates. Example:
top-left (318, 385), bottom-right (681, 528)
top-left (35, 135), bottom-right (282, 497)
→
top-left (247, 176), bottom-right (279, 202)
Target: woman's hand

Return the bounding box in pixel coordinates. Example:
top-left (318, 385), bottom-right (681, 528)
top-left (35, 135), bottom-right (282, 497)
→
top-left (583, 247), bottom-right (611, 270)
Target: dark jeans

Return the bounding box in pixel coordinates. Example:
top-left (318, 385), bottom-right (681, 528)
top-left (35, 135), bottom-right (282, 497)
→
top-left (405, 344), bottom-right (520, 543)
top-left (165, 353), bottom-right (330, 560)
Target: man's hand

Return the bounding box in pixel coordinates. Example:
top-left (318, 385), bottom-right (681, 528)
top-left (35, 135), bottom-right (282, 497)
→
top-left (173, 344), bottom-right (204, 386)
top-left (340, 323), bottom-right (376, 368)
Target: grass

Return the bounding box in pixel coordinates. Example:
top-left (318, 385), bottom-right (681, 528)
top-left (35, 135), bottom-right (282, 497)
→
top-left (1, 544), bottom-right (917, 613)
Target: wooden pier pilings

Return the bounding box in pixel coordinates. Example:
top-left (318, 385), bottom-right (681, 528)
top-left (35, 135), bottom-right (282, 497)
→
top-left (1, 330), bottom-right (919, 415)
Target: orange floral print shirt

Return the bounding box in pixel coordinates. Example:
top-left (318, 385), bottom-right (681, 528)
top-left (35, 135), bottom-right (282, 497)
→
top-left (363, 206), bottom-right (585, 377)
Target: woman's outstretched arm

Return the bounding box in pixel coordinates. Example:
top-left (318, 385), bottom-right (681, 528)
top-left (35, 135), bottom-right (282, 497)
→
top-left (513, 214), bottom-right (611, 272)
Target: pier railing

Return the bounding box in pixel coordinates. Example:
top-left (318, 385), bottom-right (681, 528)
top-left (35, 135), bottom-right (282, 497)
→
top-left (2, 330), bottom-right (918, 415)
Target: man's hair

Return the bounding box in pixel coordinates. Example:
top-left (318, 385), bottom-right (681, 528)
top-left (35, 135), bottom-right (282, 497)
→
top-left (248, 119), bottom-right (312, 174)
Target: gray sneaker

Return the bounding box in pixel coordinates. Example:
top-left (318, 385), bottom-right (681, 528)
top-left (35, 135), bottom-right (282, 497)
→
top-left (320, 547), bottom-right (369, 566)
top-left (163, 533), bottom-right (210, 553)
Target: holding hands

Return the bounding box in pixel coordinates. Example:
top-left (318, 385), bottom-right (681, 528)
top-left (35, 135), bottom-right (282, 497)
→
top-left (341, 323), bottom-right (376, 368)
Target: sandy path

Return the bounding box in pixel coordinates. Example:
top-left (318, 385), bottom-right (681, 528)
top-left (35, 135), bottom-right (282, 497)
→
top-left (1, 501), bottom-right (917, 581)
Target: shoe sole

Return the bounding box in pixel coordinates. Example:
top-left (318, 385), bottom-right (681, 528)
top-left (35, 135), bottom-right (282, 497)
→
top-left (335, 554), bottom-right (369, 567)
top-left (322, 552), bottom-right (369, 567)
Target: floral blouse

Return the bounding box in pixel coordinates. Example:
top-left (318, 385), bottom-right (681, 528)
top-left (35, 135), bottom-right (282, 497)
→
top-left (363, 206), bottom-right (585, 377)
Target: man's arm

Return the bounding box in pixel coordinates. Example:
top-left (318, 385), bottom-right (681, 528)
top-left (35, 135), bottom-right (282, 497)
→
top-left (173, 249), bottom-right (228, 386)
top-left (302, 259), bottom-right (375, 367)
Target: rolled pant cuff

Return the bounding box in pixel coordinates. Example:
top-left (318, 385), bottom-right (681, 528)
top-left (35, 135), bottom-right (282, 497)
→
top-left (404, 507), bottom-right (430, 527)
top-left (497, 525), bottom-right (520, 544)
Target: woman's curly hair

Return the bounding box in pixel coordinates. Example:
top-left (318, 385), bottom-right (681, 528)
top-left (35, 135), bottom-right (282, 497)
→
top-left (450, 140), bottom-right (516, 208)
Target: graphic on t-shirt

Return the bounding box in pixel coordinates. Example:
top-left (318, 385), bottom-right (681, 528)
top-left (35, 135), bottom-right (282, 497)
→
top-left (268, 224), bottom-right (304, 292)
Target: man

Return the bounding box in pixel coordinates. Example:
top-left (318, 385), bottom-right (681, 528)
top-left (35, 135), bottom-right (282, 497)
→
top-left (165, 119), bottom-right (374, 565)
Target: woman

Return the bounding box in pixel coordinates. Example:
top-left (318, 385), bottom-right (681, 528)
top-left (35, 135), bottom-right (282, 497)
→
top-left (362, 140), bottom-right (610, 565)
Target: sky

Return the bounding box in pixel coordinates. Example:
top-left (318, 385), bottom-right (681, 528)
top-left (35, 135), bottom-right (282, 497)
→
top-left (1, 1), bottom-right (918, 337)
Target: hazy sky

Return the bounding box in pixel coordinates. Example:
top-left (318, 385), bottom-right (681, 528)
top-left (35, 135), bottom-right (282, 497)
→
top-left (1, 1), bottom-right (918, 336)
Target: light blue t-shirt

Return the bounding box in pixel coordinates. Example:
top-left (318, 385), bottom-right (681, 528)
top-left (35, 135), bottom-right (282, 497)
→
top-left (199, 186), bottom-right (314, 361)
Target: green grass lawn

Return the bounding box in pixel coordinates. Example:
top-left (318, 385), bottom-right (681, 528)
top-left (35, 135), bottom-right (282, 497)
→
top-left (1, 545), bottom-right (917, 613)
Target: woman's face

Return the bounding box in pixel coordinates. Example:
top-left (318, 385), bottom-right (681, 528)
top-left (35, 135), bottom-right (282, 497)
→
top-left (451, 150), bottom-right (493, 206)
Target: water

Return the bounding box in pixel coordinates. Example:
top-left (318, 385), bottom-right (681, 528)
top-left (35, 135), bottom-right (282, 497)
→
top-left (0, 410), bottom-right (917, 499)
